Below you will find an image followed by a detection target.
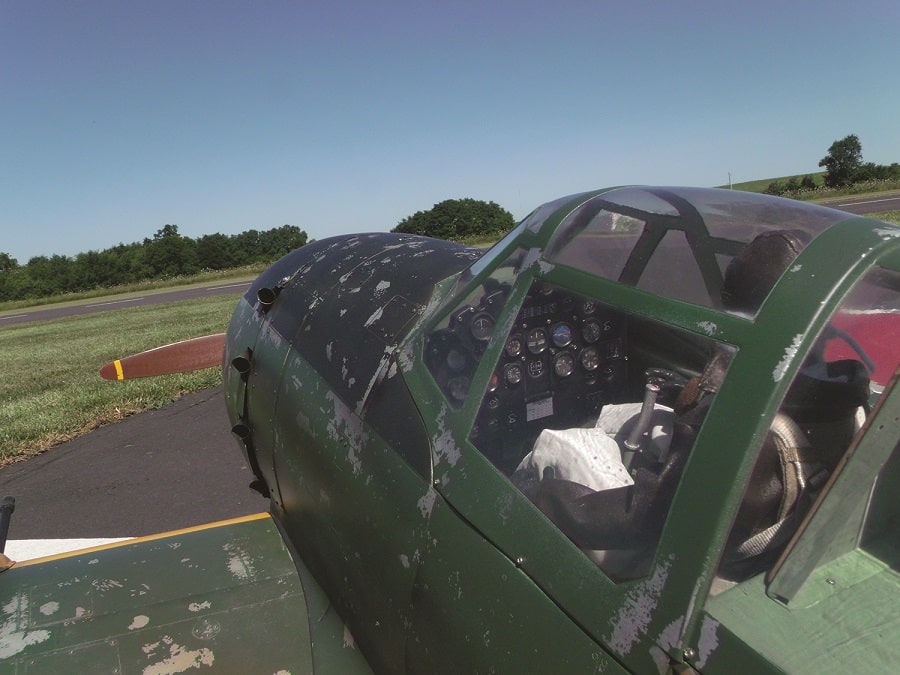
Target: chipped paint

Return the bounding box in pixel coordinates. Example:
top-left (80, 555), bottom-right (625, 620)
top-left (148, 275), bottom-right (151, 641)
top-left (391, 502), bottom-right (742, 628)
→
top-left (343, 625), bottom-right (357, 650)
top-left (694, 614), bottom-right (720, 669)
top-left (223, 543), bottom-right (256, 581)
top-left (697, 320), bottom-right (718, 336)
top-left (773, 333), bottom-right (804, 382)
top-left (129, 615), bottom-right (150, 630)
top-left (651, 617), bottom-right (683, 674)
top-left (91, 578), bottom-right (124, 592)
top-left (188, 601), bottom-right (212, 612)
top-left (364, 306), bottom-right (384, 328)
top-left (39, 601), bottom-right (59, 616)
top-left (432, 405), bottom-right (462, 469)
top-left (0, 593), bottom-right (51, 659)
top-left (417, 489), bottom-right (437, 518)
top-left (606, 559), bottom-right (671, 657)
top-left (142, 635), bottom-right (215, 674)
top-left (875, 226), bottom-right (900, 239)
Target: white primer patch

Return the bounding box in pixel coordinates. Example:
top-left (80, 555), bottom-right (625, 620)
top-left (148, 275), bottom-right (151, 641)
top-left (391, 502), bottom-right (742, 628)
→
top-left (223, 543), bottom-right (255, 581)
top-left (129, 615), bottom-right (150, 630)
top-left (695, 614), bottom-right (721, 669)
top-left (773, 333), bottom-right (804, 382)
top-left (143, 635), bottom-right (215, 674)
top-left (0, 593), bottom-right (52, 659)
top-left (364, 306), bottom-right (384, 328)
top-left (91, 578), bottom-right (124, 593)
top-left (432, 405), bottom-right (461, 468)
top-left (697, 321), bottom-right (718, 336)
top-left (417, 489), bottom-right (437, 519)
top-left (39, 601), bottom-right (59, 616)
top-left (188, 601), bottom-right (211, 613)
top-left (606, 560), bottom-right (671, 656)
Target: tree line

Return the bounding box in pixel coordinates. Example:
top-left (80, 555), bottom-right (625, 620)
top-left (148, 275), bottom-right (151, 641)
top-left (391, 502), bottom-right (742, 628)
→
top-left (0, 224), bottom-right (308, 302)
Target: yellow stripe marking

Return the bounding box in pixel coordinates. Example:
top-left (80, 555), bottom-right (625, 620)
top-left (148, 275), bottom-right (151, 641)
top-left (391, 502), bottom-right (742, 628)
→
top-left (114, 359), bottom-right (124, 380)
top-left (12, 512), bottom-right (272, 567)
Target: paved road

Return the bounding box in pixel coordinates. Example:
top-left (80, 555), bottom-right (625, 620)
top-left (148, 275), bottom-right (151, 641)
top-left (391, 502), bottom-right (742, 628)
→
top-left (1, 387), bottom-right (268, 547)
top-left (821, 193), bottom-right (900, 215)
top-left (0, 281), bottom-right (251, 327)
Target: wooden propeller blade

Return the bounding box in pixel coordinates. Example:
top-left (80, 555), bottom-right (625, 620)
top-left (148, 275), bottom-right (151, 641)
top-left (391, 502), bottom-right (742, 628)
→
top-left (100, 333), bottom-right (227, 380)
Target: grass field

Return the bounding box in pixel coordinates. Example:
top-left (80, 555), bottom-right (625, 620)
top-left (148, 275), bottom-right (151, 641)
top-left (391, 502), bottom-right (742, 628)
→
top-left (0, 294), bottom-right (239, 465)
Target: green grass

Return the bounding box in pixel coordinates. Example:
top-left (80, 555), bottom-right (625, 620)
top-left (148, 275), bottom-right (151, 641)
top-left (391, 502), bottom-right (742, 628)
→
top-left (0, 265), bottom-right (262, 314)
top-left (872, 210), bottom-right (900, 226)
top-left (721, 173), bottom-right (826, 193)
top-left (0, 294), bottom-right (240, 465)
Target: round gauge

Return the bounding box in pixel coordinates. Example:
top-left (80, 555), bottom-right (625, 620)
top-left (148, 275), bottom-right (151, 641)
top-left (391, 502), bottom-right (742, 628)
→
top-left (504, 362), bottom-right (524, 386)
top-left (582, 319), bottom-right (602, 344)
top-left (582, 300), bottom-right (597, 315)
top-left (580, 345), bottom-right (600, 371)
top-left (527, 359), bottom-right (544, 378)
top-left (447, 375), bottom-right (470, 401)
top-left (471, 312), bottom-right (495, 341)
top-left (551, 323), bottom-right (573, 348)
top-left (505, 334), bottom-right (523, 358)
top-left (446, 348), bottom-right (466, 371)
top-left (526, 327), bottom-right (548, 354)
top-left (553, 351), bottom-right (575, 378)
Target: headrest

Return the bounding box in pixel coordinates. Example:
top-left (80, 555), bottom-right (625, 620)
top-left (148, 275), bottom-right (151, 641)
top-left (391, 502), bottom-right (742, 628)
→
top-left (722, 230), bottom-right (807, 314)
top-left (782, 358), bottom-right (870, 422)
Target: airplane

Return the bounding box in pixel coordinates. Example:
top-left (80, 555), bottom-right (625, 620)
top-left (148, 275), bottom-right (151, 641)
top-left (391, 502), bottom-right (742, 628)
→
top-left (1, 186), bottom-right (897, 673)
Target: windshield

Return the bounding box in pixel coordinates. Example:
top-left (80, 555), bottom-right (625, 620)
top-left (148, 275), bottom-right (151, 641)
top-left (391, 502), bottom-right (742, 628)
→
top-left (544, 187), bottom-right (849, 313)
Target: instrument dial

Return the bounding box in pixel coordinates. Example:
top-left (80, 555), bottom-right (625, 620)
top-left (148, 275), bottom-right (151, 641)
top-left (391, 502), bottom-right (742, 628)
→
top-left (448, 375), bottom-right (470, 401)
top-left (504, 362), bottom-right (524, 386)
top-left (551, 323), bottom-right (573, 348)
top-left (505, 334), bottom-right (523, 358)
top-left (471, 312), bottom-right (495, 341)
top-left (526, 327), bottom-right (548, 354)
top-left (582, 319), bottom-right (601, 344)
top-left (527, 359), bottom-right (544, 378)
top-left (446, 348), bottom-right (466, 371)
top-left (553, 351), bottom-right (575, 378)
top-left (580, 345), bottom-right (600, 371)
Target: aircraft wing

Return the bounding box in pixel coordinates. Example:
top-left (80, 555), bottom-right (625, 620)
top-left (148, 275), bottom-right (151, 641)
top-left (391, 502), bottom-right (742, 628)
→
top-left (0, 513), bottom-right (372, 673)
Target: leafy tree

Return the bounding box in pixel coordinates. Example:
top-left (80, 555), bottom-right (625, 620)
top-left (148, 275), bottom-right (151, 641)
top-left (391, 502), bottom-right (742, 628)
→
top-left (392, 198), bottom-right (515, 241)
top-left (819, 134), bottom-right (863, 187)
top-left (0, 252), bottom-right (18, 273)
top-left (196, 233), bottom-right (239, 270)
top-left (800, 175), bottom-right (817, 190)
top-left (143, 224), bottom-right (199, 277)
top-left (765, 181), bottom-right (788, 196)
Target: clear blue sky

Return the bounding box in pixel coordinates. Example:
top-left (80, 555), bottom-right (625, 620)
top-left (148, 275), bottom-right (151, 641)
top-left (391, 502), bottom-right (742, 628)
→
top-left (2, 0), bottom-right (898, 263)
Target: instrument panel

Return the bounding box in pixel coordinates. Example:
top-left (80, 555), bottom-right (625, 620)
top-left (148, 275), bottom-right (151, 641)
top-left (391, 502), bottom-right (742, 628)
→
top-left (425, 281), bottom-right (629, 473)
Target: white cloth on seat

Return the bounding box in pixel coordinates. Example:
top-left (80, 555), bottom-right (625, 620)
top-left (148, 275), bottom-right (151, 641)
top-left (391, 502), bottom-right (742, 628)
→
top-left (517, 428), bottom-right (633, 492)
top-left (516, 402), bottom-right (676, 493)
